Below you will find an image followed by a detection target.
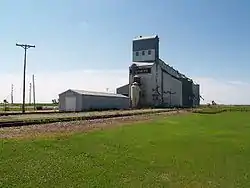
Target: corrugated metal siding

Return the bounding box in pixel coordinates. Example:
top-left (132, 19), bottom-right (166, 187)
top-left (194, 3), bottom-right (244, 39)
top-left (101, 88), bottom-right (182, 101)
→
top-left (158, 59), bottom-right (194, 107)
top-left (82, 95), bottom-right (129, 111)
top-left (180, 79), bottom-right (193, 107)
top-left (192, 84), bottom-right (200, 107)
top-left (161, 69), bottom-right (182, 107)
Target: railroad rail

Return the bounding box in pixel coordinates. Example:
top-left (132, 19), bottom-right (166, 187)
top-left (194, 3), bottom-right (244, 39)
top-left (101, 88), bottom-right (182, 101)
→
top-left (0, 109), bottom-right (183, 128)
top-left (0, 110), bottom-right (64, 116)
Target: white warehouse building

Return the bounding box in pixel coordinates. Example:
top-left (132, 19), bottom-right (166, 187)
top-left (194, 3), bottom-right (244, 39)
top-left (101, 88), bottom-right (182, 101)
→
top-left (59, 89), bottom-right (130, 112)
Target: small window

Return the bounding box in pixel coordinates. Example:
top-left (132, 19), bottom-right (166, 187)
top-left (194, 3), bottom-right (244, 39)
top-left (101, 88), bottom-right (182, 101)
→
top-left (148, 50), bottom-right (151, 55)
top-left (142, 51), bottom-right (145, 55)
top-left (135, 51), bottom-right (139, 56)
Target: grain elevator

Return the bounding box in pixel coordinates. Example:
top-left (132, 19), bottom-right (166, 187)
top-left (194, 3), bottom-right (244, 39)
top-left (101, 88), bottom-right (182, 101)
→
top-left (117, 35), bottom-right (200, 108)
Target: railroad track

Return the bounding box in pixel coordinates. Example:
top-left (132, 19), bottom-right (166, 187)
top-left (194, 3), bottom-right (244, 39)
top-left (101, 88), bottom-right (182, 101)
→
top-left (0, 109), bottom-right (183, 128)
top-left (0, 110), bottom-right (65, 116)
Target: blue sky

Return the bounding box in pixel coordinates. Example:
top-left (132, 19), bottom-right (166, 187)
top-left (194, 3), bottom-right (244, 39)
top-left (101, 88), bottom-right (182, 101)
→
top-left (1, 0), bottom-right (250, 103)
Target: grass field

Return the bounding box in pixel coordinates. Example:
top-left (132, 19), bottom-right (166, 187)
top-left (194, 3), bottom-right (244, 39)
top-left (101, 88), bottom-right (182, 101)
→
top-left (1, 111), bottom-right (250, 187)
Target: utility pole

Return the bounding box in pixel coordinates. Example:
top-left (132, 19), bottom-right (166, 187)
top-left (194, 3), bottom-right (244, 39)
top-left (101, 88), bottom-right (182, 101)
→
top-left (11, 84), bottom-right (14, 104)
top-left (16, 43), bottom-right (35, 113)
top-left (32, 74), bottom-right (36, 110)
top-left (29, 82), bottom-right (32, 104)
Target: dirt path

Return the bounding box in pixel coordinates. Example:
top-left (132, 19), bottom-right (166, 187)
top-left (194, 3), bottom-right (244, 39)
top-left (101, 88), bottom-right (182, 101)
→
top-left (0, 110), bottom-right (188, 139)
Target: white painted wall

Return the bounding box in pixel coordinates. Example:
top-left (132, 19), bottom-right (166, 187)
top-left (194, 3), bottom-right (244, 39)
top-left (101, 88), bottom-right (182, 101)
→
top-left (132, 49), bottom-right (156, 62)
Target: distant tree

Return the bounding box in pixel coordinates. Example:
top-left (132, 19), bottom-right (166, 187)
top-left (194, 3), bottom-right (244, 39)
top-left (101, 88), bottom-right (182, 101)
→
top-left (52, 99), bottom-right (59, 104)
top-left (3, 99), bottom-right (9, 111)
top-left (212, 100), bottom-right (217, 105)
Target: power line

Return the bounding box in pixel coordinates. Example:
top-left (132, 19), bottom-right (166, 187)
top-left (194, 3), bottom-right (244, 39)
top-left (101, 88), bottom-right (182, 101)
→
top-left (16, 43), bottom-right (35, 113)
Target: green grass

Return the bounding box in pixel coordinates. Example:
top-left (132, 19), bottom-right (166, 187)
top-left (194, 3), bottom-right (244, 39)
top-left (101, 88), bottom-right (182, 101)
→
top-left (194, 105), bottom-right (250, 114)
top-left (1, 112), bottom-right (250, 187)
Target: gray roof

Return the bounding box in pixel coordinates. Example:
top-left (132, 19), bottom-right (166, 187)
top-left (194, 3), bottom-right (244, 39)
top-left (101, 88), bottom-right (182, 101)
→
top-left (70, 89), bottom-right (129, 98)
top-left (159, 59), bottom-right (192, 80)
top-left (133, 35), bottom-right (158, 41)
top-left (117, 84), bottom-right (129, 90)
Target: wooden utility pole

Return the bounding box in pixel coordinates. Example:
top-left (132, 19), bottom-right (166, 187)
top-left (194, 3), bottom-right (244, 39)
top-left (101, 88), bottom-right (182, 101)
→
top-left (11, 84), bottom-right (14, 104)
top-left (29, 82), bottom-right (32, 104)
top-left (32, 74), bottom-right (36, 110)
top-left (16, 43), bottom-right (35, 113)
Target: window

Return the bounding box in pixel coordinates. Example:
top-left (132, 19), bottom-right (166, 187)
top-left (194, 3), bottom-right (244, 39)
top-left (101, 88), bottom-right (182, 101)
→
top-left (142, 51), bottom-right (145, 55)
top-left (135, 51), bottom-right (139, 56)
top-left (148, 50), bottom-right (151, 55)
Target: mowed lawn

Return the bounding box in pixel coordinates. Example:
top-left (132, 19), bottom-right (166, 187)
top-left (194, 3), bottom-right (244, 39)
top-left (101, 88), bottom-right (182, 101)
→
top-left (1, 112), bottom-right (250, 188)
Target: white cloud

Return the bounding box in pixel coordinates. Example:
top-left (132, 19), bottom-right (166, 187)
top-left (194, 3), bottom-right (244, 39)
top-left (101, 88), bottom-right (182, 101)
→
top-left (0, 69), bottom-right (250, 105)
top-left (193, 77), bottom-right (250, 105)
top-left (0, 69), bottom-right (128, 103)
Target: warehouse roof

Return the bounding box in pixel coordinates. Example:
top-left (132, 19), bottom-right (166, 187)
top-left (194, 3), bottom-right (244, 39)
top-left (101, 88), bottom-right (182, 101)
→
top-left (70, 89), bottom-right (129, 98)
top-left (117, 84), bottom-right (129, 90)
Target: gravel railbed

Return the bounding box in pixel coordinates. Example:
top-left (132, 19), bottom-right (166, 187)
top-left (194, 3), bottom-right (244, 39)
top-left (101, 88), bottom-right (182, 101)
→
top-left (0, 110), bottom-right (188, 139)
top-left (0, 109), bottom-right (183, 128)
top-left (0, 108), bottom-right (174, 122)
